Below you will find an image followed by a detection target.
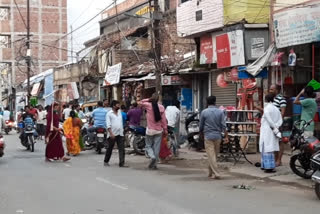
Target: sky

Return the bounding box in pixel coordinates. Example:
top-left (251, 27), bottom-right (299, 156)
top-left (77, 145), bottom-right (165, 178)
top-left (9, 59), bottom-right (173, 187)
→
top-left (67, 0), bottom-right (113, 62)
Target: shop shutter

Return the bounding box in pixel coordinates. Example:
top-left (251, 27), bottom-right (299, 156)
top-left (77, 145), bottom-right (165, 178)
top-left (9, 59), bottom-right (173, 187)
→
top-left (211, 71), bottom-right (237, 107)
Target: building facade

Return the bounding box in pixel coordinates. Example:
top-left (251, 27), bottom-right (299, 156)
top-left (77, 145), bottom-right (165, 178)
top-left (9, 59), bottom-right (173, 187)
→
top-left (0, 0), bottom-right (68, 108)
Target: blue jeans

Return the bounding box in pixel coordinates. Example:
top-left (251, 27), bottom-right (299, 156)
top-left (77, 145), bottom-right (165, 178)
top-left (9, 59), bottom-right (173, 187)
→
top-left (145, 134), bottom-right (162, 162)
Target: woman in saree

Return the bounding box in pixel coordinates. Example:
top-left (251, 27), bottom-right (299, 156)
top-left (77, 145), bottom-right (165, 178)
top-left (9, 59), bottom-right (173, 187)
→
top-left (63, 110), bottom-right (82, 156)
top-left (45, 103), bottom-right (70, 162)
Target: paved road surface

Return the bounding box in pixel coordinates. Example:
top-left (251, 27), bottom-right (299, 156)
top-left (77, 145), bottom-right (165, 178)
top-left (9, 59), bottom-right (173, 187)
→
top-left (1, 134), bottom-right (320, 214)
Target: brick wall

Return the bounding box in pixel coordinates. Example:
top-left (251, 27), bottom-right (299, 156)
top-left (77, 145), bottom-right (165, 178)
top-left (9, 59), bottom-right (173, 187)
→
top-left (112, 50), bottom-right (151, 69)
top-left (0, 0), bottom-right (68, 85)
top-left (160, 11), bottom-right (196, 61)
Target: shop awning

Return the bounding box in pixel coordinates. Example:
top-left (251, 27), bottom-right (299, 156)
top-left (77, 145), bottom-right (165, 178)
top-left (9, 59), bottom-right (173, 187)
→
top-left (122, 73), bottom-right (155, 82)
top-left (22, 69), bottom-right (53, 88)
top-left (30, 82), bottom-right (42, 96)
top-left (245, 44), bottom-right (276, 76)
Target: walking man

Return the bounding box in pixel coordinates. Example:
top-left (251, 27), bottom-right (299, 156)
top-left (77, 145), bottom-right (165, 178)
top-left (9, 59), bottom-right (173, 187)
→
top-left (139, 93), bottom-right (167, 170)
top-left (269, 84), bottom-right (287, 166)
top-left (104, 100), bottom-right (127, 167)
top-left (200, 96), bottom-right (228, 179)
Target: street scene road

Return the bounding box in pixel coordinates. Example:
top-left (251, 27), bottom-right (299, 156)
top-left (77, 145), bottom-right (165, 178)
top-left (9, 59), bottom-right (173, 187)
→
top-left (1, 134), bottom-right (319, 214)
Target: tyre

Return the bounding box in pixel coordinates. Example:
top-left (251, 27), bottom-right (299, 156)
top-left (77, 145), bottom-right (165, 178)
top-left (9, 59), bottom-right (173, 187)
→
top-left (133, 136), bottom-right (145, 155)
top-left (315, 183), bottom-right (320, 200)
top-left (28, 135), bottom-right (34, 152)
top-left (290, 154), bottom-right (313, 179)
top-left (96, 142), bottom-right (102, 154)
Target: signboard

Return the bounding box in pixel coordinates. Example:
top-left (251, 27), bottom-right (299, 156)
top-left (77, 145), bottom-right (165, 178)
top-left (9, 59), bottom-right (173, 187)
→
top-left (251, 38), bottom-right (265, 58)
top-left (104, 63), bottom-right (122, 86)
top-left (161, 75), bottom-right (183, 85)
top-left (216, 30), bottom-right (245, 68)
top-left (274, 5), bottom-right (320, 48)
top-left (31, 82), bottom-right (42, 96)
top-left (135, 6), bottom-right (153, 16)
top-left (200, 35), bottom-right (214, 64)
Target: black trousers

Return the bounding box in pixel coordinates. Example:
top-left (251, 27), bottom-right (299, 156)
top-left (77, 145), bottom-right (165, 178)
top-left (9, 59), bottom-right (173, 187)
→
top-left (104, 136), bottom-right (125, 166)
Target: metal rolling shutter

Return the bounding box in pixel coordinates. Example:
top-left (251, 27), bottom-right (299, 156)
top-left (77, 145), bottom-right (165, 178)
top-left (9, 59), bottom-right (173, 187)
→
top-left (211, 71), bottom-right (237, 107)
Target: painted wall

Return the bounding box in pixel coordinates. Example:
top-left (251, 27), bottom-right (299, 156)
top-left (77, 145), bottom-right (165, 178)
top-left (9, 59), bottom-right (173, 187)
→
top-left (177, 0), bottom-right (270, 37)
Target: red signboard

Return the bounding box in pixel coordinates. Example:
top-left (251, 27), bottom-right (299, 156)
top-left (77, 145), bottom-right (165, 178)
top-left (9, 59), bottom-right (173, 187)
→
top-left (200, 35), bottom-right (213, 64)
top-left (216, 30), bottom-right (245, 68)
top-left (216, 34), bottom-right (231, 68)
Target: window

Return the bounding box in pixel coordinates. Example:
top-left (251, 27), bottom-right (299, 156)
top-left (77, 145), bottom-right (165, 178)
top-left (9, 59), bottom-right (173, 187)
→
top-left (0, 35), bottom-right (11, 48)
top-left (165, 0), bottom-right (170, 11)
top-left (0, 7), bottom-right (10, 21)
top-left (196, 10), bottom-right (202, 21)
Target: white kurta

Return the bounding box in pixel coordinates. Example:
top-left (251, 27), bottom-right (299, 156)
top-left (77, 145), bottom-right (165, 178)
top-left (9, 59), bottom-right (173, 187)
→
top-left (259, 103), bottom-right (283, 153)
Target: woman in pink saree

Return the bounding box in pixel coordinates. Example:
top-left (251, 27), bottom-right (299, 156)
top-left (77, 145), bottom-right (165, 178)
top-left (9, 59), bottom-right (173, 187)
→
top-left (45, 103), bottom-right (70, 162)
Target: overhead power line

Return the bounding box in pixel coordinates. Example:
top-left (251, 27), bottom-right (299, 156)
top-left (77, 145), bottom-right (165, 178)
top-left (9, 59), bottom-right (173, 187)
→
top-left (13, 0), bottom-right (28, 30)
top-left (43, 1), bottom-right (115, 46)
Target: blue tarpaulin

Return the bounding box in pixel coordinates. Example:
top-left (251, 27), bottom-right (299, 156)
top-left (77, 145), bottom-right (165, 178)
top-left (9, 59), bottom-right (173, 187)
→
top-left (44, 71), bottom-right (54, 106)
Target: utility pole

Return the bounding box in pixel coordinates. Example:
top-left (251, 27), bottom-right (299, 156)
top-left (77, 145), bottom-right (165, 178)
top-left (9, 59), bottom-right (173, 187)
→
top-left (149, 0), bottom-right (162, 96)
top-left (26, 0), bottom-right (31, 105)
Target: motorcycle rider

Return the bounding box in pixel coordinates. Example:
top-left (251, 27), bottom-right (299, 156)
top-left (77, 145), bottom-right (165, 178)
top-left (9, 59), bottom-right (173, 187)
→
top-left (19, 106), bottom-right (36, 148)
top-left (88, 101), bottom-right (108, 139)
top-left (127, 101), bottom-right (143, 129)
top-left (3, 107), bottom-right (11, 122)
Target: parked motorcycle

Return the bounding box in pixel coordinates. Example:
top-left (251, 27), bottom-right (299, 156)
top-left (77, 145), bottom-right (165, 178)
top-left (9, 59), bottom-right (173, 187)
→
top-left (127, 126), bottom-right (146, 155)
top-left (290, 120), bottom-right (320, 179)
top-left (4, 120), bottom-right (14, 134)
top-left (0, 135), bottom-right (5, 158)
top-left (185, 111), bottom-right (204, 151)
top-left (311, 151), bottom-right (320, 199)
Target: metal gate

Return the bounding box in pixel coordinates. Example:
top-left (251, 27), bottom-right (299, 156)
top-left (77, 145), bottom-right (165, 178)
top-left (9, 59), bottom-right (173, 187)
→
top-left (211, 71), bottom-right (237, 107)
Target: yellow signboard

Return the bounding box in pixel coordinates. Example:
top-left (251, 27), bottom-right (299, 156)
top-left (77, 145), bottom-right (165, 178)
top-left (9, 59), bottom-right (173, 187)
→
top-left (135, 6), bottom-right (154, 16)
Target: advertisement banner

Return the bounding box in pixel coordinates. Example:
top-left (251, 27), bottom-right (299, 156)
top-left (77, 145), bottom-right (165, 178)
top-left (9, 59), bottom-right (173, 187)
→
top-left (274, 5), bottom-right (320, 48)
top-left (104, 63), bottom-right (122, 86)
top-left (251, 38), bottom-right (265, 58)
top-left (162, 75), bottom-right (183, 85)
top-left (200, 35), bottom-right (214, 64)
top-left (216, 30), bottom-right (245, 68)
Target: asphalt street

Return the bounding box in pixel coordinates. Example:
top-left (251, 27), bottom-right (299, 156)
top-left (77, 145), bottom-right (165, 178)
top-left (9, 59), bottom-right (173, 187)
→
top-left (1, 133), bottom-right (320, 214)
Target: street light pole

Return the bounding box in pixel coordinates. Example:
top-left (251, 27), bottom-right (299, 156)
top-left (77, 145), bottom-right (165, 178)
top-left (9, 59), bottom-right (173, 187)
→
top-left (26, 0), bottom-right (31, 105)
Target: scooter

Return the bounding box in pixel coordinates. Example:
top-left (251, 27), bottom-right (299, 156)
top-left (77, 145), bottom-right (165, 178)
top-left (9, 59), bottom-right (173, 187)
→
top-left (185, 111), bottom-right (204, 151)
top-left (0, 135), bottom-right (5, 158)
top-left (289, 120), bottom-right (320, 179)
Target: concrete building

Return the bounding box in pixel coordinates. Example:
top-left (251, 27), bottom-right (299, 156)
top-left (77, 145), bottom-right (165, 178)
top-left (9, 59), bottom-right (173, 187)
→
top-left (0, 0), bottom-right (68, 108)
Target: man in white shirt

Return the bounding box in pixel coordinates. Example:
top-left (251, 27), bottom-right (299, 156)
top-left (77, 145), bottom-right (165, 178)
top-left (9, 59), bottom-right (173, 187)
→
top-left (37, 105), bottom-right (47, 140)
top-left (165, 100), bottom-right (181, 156)
top-left (165, 100), bottom-right (180, 129)
top-left (3, 107), bottom-right (11, 121)
top-left (104, 100), bottom-right (127, 167)
top-left (62, 104), bottom-right (71, 121)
